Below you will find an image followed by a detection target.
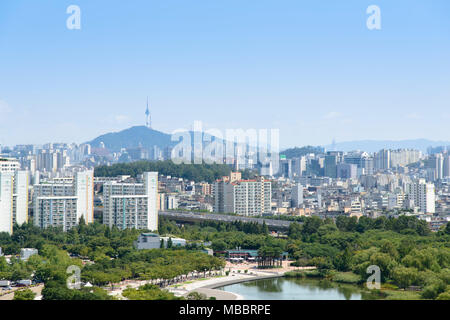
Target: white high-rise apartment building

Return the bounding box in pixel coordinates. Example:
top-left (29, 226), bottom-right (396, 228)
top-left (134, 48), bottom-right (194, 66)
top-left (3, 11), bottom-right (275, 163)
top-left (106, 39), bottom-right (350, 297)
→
top-left (214, 175), bottom-right (271, 216)
top-left (390, 149), bottom-right (422, 168)
top-left (407, 179), bottom-right (435, 214)
top-left (33, 170), bottom-right (94, 231)
top-left (0, 158), bottom-right (21, 172)
top-left (0, 171), bottom-right (29, 235)
top-left (103, 172), bottom-right (158, 231)
top-left (375, 149), bottom-right (421, 170)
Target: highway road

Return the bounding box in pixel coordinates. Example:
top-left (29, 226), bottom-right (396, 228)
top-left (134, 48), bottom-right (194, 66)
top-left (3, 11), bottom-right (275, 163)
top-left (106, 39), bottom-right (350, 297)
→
top-left (94, 208), bottom-right (297, 231)
top-left (159, 211), bottom-right (294, 231)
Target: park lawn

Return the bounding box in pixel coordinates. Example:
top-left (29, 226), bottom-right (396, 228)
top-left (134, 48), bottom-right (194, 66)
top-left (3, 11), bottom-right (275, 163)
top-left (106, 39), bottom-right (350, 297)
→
top-left (381, 289), bottom-right (422, 300)
top-left (331, 271), bottom-right (361, 284)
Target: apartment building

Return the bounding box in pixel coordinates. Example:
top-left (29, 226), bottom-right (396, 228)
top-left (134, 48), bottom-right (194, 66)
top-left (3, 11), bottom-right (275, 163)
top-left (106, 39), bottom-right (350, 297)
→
top-left (0, 170), bottom-right (29, 234)
top-left (0, 158), bottom-right (21, 172)
top-left (407, 179), bottom-right (436, 214)
top-left (33, 170), bottom-right (94, 230)
top-left (103, 172), bottom-right (158, 231)
top-left (214, 174), bottom-right (271, 216)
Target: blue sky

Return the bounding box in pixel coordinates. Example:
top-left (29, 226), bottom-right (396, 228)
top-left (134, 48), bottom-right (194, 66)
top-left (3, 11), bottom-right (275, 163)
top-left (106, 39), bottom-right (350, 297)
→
top-left (0, 0), bottom-right (449, 148)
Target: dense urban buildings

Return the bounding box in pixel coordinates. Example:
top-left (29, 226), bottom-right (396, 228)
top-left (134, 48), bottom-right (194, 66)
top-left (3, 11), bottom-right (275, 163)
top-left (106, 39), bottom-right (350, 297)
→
top-left (1, 138), bottom-right (449, 234)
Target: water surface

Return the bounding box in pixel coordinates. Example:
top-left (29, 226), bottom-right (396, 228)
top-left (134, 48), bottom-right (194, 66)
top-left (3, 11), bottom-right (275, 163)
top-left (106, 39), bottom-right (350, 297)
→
top-left (218, 277), bottom-right (378, 300)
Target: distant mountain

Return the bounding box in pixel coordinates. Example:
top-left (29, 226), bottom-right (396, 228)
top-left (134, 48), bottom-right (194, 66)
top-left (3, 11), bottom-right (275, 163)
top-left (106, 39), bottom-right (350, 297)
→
top-left (323, 139), bottom-right (450, 153)
top-left (281, 146), bottom-right (325, 159)
top-left (86, 126), bottom-right (229, 155)
top-left (87, 126), bottom-right (448, 158)
top-left (87, 126), bottom-right (175, 152)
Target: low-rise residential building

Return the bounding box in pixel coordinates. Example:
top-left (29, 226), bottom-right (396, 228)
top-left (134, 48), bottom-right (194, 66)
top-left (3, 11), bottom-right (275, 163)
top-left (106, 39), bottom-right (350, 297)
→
top-left (135, 233), bottom-right (186, 249)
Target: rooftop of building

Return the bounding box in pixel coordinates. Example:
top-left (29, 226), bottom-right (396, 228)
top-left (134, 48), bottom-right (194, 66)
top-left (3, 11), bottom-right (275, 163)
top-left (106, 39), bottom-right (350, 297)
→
top-left (140, 233), bottom-right (159, 237)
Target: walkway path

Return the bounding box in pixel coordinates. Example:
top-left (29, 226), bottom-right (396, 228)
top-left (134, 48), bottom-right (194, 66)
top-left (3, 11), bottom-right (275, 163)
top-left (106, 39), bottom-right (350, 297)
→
top-left (175, 261), bottom-right (316, 300)
top-left (0, 284), bottom-right (44, 301)
top-left (106, 260), bottom-right (316, 300)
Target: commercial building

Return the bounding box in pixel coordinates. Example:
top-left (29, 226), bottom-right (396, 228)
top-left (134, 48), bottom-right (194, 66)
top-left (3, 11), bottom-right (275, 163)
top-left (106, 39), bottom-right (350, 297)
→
top-left (444, 154), bottom-right (450, 178)
top-left (344, 152), bottom-right (374, 176)
top-left (279, 159), bottom-right (293, 179)
top-left (337, 163), bottom-right (357, 179)
top-left (33, 170), bottom-right (94, 230)
top-left (103, 172), bottom-right (158, 231)
top-left (324, 154), bottom-right (338, 178)
top-left (291, 184), bottom-right (304, 208)
top-left (291, 157), bottom-right (306, 178)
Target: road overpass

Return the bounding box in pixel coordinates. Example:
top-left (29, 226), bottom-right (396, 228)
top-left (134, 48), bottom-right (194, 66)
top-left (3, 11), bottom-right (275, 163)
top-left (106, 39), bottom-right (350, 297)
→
top-left (94, 208), bottom-right (297, 231)
top-left (159, 211), bottom-right (294, 231)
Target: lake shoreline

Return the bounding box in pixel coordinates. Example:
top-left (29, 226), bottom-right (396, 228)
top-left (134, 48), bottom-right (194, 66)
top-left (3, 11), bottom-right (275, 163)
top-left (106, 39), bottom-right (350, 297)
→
top-left (217, 273), bottom-right (424, 300)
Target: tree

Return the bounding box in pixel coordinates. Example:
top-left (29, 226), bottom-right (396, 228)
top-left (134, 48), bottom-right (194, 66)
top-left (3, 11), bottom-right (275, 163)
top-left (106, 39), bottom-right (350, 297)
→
top-left (310, 257), bottom-right (333, 276)
top-left (402, 248), bottom-right (440, 272)
top-left (421, 280), bottom-right (446, 299)
top-left (14, 289), bottom-right (36, 300)
top-left (186, 291), bottom-right (207, 300)
top-left (436, 289), bottom-right (450, 300)
top-left (356, 216), bottom-right (373, 233)
top-left (380, 241), bottom-right (399, 260)
top-left (211, 240), bottom-right (227, 252)
top-left (302, 216), bottom-right (323, 235)
top-left (257, 246), bottom-right (283, 268)
top-left (123, 284), bottom-right (180, 300)
top-left (391, 267), bottom-right (419, 288)
top-left (334, 246), bottom-right (352, 272)
top-left (262, 221), bottom-right (269, 234)
top-left (336, 216), bottom-right (357, 232)
top-left (78, 215), bottom-right (86, 226)
top-left (369, 252), bottom-right (398, 281)
top-left (288, 222), bottom-right (302, 240)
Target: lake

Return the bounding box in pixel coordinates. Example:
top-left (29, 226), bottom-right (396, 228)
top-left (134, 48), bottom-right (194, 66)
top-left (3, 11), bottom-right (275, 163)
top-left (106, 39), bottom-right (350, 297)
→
top-left (218, 277), bottom-right (379, 300)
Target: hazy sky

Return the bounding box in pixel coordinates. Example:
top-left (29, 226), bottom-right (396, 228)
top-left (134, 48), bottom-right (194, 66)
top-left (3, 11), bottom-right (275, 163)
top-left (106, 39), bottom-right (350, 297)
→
top-left (0, 0), bottom-right (449, 149)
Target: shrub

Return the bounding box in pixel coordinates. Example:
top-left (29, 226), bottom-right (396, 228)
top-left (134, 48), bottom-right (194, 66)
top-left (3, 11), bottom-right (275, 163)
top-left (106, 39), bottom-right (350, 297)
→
top-left (13, 289), bottom-right (36, 301)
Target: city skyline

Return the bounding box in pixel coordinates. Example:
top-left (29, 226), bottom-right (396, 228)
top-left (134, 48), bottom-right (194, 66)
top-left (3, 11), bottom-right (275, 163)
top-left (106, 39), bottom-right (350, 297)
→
top-left (0, 1), bottom-right (449, 147)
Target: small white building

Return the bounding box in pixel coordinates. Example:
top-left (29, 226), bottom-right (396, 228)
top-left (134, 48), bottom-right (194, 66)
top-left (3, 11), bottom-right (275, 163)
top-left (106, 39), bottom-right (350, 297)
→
top-left (135, 233), bottom-right (186, 250)
top-left (20, 248), bottom-right (38, 261)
